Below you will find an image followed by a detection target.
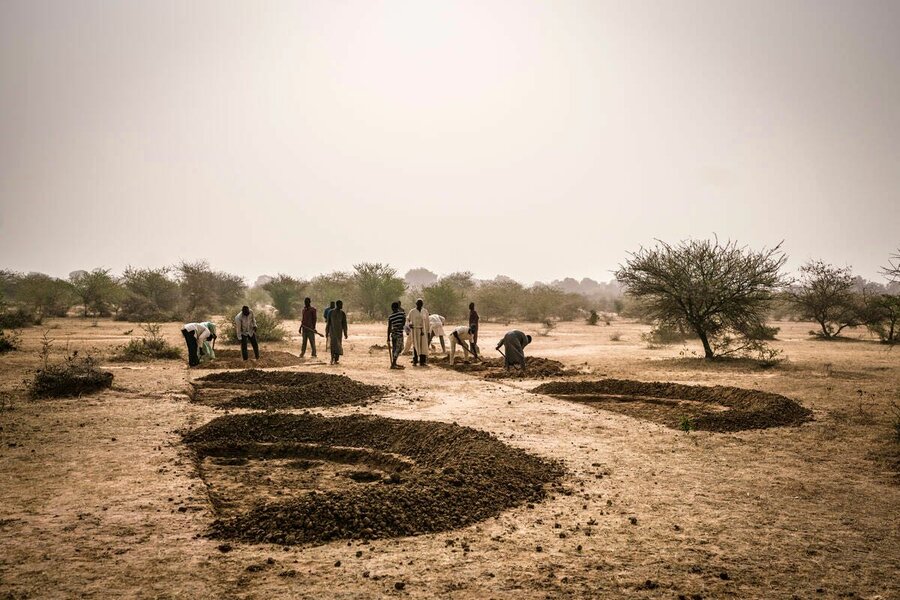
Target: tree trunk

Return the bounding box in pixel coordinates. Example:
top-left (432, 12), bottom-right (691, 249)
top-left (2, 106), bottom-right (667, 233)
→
top-left (697, 330), bottom-right (714, 359)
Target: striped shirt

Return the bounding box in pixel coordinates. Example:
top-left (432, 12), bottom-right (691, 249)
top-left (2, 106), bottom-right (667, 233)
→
top-left (388, 309), bottom-right (406, 334)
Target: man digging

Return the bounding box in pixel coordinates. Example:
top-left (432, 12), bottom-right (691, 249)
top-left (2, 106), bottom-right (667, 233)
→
top-left (496, 329), bottom-right (531, 370)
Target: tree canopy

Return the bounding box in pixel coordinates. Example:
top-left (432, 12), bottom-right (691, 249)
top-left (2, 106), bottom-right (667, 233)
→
top-left (615, 238), bottom-right (786, 359)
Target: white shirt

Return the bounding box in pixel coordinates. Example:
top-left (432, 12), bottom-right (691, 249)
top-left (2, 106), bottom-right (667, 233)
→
top-left (451, 326), bottom-right (472, 342)
top-left (184, 322), bottom-right (211, 345)
top-left (429, 314), bottom-right (446, 336)
top-left (234, 311), bottom-right (257, 337)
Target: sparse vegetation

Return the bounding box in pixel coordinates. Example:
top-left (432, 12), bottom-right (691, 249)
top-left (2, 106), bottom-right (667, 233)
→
top-left (110, 323), bottom-right (181, 362)
top-left (29, 352), bottom-right (114, 398)
top-left (220, 309), bottom-right (286, 343)
top-left (117, 267), bottom-right (182, 322)
top-left (587, 310), bottom-right (600, 326)
top-left (787, 261), bottom-right (862, 339)
top-left (69, 268), bottom-right (124, 317)
top-left (178, 261), bottom-right (246, 321)
top-left (616, 238), bottom-right (786, 359)
top-left (0, 329), bottom-right (20, 352)
top-left (352, 263), bottom-right (406, 320)
top-left (262, 275), bottom-right (306, 319)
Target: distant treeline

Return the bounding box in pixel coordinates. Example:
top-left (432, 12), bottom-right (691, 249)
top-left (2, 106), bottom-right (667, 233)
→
top-left (2, 252), bottom-right (898, 347)
top-left (0, 261), bottom-right (624, 326)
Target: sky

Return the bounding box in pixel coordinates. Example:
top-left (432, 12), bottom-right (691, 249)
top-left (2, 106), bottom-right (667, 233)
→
top-left (1, 0), bottom-right (898, 285)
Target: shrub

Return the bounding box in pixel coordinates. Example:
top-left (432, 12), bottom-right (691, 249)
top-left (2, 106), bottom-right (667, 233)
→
top-left (641, 325), bottom-right (690, 346)
top-left (587, 310), bottom-right (600, 326)
top-left (0, 307), bottom-right (37, 329)
top-left (0, 329), bottom-right (20, 353)
top-left (29, 353), bottom-right (114, 398)
top-left (220, 309), bottom-right (286, 344)
top-left (110, 323), bottom-right (181, 361)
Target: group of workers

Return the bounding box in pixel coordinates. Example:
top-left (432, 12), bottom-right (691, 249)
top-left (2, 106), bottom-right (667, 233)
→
top-left (180, 298), bottom-right (532, 370)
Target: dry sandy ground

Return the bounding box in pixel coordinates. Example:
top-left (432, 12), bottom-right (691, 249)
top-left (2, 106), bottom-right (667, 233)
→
top-left (1, 318), bottom-right (898, 599)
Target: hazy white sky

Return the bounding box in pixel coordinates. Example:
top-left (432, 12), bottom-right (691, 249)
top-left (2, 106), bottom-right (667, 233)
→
top-left (1, 0), bottom-right (898, 284)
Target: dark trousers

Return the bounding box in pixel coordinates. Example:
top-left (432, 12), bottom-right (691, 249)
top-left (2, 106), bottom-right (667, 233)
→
top-left (413, 348), bottom-right (427, 365)
top-left (240, 334), bottom-right (259, 360)
top-left (390, 332), bottom-right (403, 364)
top-left (182, 329), bottom-right (199, 366)
top-left (301, 328), bottom-right (316, 357)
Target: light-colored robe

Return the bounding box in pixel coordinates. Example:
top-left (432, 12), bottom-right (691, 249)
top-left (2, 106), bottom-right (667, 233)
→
top-left (406, 307), bottom-right (430, 357)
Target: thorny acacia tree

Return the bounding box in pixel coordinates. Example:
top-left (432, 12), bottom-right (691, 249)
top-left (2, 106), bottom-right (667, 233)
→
top-left (787, 260), bottom-right (861, 339)
top-left (615, 239), bottom-right (786, 359)
top-left (883, 250), bottom-right (900, 283)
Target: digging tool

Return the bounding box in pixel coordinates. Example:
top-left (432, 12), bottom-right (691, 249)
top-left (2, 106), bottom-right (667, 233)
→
top-left (300, 325), bottom-right (325, 338)
top-left (387, 335), bottom-right (396, 368)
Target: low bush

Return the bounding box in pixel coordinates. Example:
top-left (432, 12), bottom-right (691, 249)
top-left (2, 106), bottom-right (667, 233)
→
top-left (110, 323), bottom-right (181, 361)
top-left (220, 309), bottom-right (286, 344)
top-left (0, 308), bottom-right (38, 329)
top-left (0, 329), bottom-right (21, 353)
top-left (29, 353), bottom-right (114, 398)
top-left (641, 325), bottom-right (690, 346)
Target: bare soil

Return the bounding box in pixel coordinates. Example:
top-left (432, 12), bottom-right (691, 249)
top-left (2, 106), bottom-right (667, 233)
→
top-left (194, 349), bottom-right (304, 369)
top-left (1, 318), bottom-right (898, 599)
top-left (533, 379), bottom-right (812, 432)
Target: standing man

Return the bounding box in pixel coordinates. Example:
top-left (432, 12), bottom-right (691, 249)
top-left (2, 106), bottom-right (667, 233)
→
top-left (326, 299), bottom-right (348, 365)
top-left (449, 325), bottom-right (478, 365)
top-left (323, 301), bottom-right (336, 353)
top-left (428, 313), bottom-right (447, 354)
top-left (469, 302), bottom-right (480, 354)
top-left (496, 330), bottom-right (531, 370)
top-left (387, 301), bottom-right (406, 369)
top-left (234, 305), bottom-right (259, 361)
top-left (406, 298), bottom-right (430, 366)
top-left (299, 297), bottom-right (318, 358)
top-left (182, 321), bottom-right (214, 367)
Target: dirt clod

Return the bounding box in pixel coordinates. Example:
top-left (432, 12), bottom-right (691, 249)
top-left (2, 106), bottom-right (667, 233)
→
top-left (534, 379), bottom-right (813, 432)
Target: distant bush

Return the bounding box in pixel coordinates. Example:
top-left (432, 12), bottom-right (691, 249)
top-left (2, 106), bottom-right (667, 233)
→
top-left (110, 323), bottom-right (181, 362)
top-left (0, 330), bottom-right (20, 353)
top-left (641, 325), bottom-right (690, 346)
top-left (117, 267), bottom-right (182, 322)
top-left (29, 353), bottom-right (114, 398)
top-left (220, 309), bottom-right (286, 344)
top-left (587, 310), bottom-right (600, 326)
top-left (0, 307), bottom-right (38, 329)
top-left (262, 275), bottom-right (306, 318)
top-left (737, 322), bottom-right (780, 341)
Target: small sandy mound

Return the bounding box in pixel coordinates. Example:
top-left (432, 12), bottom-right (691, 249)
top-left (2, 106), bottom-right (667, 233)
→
top-left (184, 413), bottom-right (564, 545)
top-left (533, 379), bottom-right (812, 431)
top-left (191, 369), bottom-right (385, 410)
top-left (432, 355), bottom-right (578, 379)
top-left (193, 349), bottom-right (303, 370)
